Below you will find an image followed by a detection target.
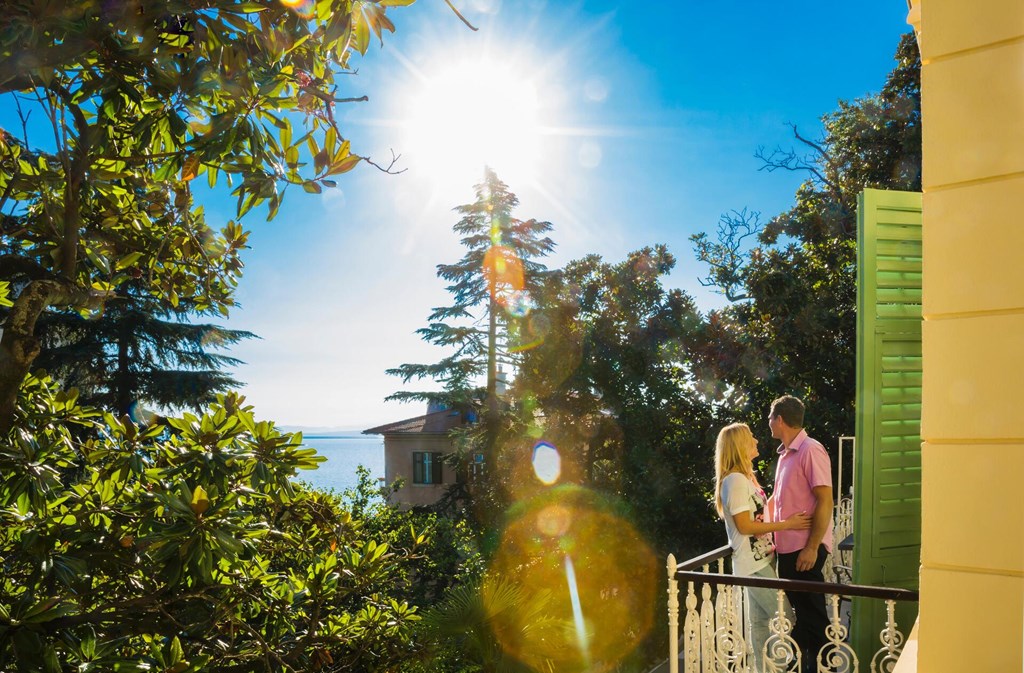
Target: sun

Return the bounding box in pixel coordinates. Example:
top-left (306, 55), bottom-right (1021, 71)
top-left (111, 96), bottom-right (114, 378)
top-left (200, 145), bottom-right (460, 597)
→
top-left (401, 57), bottom-right (545, 190)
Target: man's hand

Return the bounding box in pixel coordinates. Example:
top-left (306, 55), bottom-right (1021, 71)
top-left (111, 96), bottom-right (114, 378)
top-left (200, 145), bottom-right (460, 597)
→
top-left (795, 544), bottom-right (818, 572)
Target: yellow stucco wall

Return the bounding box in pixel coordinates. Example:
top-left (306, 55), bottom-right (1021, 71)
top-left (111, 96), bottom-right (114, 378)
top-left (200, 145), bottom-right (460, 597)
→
top-left (919, 1), bottom-right (1024, 670)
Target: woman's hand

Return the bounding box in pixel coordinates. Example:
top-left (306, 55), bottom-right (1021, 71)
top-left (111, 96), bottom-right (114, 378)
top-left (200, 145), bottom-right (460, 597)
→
top-left (784, 511), bottom-right (812, 530)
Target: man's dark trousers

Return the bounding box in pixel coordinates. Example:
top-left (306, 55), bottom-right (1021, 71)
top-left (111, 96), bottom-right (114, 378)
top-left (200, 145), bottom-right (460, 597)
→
top-left (777, 544), bottom-right (829, 672)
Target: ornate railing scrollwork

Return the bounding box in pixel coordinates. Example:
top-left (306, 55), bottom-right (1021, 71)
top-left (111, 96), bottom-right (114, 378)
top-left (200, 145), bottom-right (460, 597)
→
top-left (763, 588), bottom-right (799, 673)
top-left (817, 593), bottom-right (857, 673)
top-left (713, 584), bottom-right (746, 672)
top-left (667, 546), bottom-right (918, 673)
top-left (869, 599), bottom-right (906, 673)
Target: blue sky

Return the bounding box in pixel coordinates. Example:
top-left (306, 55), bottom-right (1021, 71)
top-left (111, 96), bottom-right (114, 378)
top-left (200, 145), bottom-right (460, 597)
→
top-left (2, 1), bottom-right (915, 430)
top-left (225, 0), bottom-right (913, 430)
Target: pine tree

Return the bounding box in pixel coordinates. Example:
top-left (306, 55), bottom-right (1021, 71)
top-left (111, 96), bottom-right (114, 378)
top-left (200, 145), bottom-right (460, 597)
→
top-left (387, 167), bottom-right (555, 413)
top-left (34, 285), bottom-right (255, 417)
top-left (386, 169), bottom-right (554, 515)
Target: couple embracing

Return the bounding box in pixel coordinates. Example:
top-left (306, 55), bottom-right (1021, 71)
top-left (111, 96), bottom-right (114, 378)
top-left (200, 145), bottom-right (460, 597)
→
top-left (714, 395), bottom-right (834, 672)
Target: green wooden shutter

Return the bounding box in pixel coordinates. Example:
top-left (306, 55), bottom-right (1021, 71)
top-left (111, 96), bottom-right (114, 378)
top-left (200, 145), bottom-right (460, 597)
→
top-left (432, 452), bottom-right (444, 484)
top-left (852, 188), bottom-right (922, 654)
top-left (413, 452), bottom-right (425, 484)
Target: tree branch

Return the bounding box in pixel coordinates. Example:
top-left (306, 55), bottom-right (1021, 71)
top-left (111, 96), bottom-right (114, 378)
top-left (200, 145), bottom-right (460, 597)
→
top-left (754, 123), bottom-right (837, 194)
top-left (443, 0), bottom-right (479, 31)
top-left (360, 149), bottom-right (406, 174)
top-left (690, 209), bottom-right (762, 302)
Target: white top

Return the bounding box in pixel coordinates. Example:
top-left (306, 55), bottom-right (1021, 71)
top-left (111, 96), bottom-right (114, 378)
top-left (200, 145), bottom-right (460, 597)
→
top-left (721, 472), bottom-right (775, 575)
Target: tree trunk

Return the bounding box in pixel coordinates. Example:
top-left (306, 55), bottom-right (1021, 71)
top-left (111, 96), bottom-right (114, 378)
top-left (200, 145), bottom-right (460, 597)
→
top-left (0, 92), bottom-right (90, 432)
top-left (487, 294), bottom-right (498, 418)
top-left (115, 304), bottom-right (132, 417)
top-left (485, 293), bottom-right (499, 459)
top-left (0, 280), bottom-right (62, 433)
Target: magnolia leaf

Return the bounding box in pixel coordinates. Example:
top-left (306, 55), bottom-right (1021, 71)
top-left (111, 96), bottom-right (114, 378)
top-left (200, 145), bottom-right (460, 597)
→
top-left (353, 11), bottom-right (370, 55)
top-left (190, 485), bottom-right (210, 516)
top-left (313, 149), bottom-right (329, 173)
top-left (0, 281), bottom-right (12, 308)
top-left (181, 155), bottom-right (201, 181)
top-left (327, 154), bottom-right (361, 176)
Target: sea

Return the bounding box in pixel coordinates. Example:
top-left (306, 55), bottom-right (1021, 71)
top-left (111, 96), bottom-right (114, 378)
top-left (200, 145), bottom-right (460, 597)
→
top-left (292, 434), bottom-right (385, 494)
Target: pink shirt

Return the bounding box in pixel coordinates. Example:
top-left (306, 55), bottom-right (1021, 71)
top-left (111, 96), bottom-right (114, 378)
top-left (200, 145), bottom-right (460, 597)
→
top-left (771, 429), bottom-right (833, 554)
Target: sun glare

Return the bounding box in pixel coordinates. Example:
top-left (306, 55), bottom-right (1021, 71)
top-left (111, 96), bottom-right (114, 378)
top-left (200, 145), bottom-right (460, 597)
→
top-left (402, 58), bottom-right (544, 188)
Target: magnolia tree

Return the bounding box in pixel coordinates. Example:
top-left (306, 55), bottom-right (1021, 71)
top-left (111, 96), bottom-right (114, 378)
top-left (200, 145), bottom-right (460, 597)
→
top-left (0, 1), bottom-right (494, 669)
top-left (0, 381), bottom-right (425, 671)
top-left (0, 0), bottom-right (417, 431)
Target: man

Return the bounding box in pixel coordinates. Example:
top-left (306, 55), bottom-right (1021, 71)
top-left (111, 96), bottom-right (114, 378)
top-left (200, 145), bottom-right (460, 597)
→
top-left (767, 395), bottom-right (833, 670)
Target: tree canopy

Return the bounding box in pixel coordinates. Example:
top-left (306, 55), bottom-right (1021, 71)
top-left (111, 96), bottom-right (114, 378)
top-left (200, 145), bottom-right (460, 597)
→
top-left (690, 33), bottom-right (922, 471)
top-left (0, 0), bottom-right (416, 432)
top-left (34, 286), bottom-right (256, 417)
top-left (0, 382), bottom-right (424, 672)
top-left (387, 167), bottom-right (555, 411)
top-left (509, 246), bottom-right (720, 554)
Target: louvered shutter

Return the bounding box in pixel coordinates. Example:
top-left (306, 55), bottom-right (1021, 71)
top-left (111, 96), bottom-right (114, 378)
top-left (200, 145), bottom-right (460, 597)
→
top-left (852, 188), bottom-right (922, 653)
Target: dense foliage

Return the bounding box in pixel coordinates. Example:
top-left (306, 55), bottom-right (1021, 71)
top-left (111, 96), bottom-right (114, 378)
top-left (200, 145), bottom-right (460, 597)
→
top-left (0, 0), bottom-right (415, 431)
top-left (339, 466), bottom-right (484, 608)
top-left (510, 247), bottom-right (720, 555)
top-left (0, 382), bottom-right (424, 672)
top-left (690, 34), bottom-right (922, 477)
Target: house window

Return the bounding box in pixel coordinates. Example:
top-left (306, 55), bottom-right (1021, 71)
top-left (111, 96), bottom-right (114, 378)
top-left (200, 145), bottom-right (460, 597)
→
top-left (471, 452), bottom-right (485, 481)
top-left (412, 452), bottom-right (443, 485)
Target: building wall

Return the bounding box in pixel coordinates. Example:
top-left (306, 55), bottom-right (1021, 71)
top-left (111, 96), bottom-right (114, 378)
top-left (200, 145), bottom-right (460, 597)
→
top-left (919, 1), bottom-right (1024, 669)
top-left (383, 434), bottom-right (456, 508)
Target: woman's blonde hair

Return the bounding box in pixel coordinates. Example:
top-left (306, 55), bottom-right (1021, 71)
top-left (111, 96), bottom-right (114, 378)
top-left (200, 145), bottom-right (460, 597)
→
top-left (714, 422), bottom-right (757, 517)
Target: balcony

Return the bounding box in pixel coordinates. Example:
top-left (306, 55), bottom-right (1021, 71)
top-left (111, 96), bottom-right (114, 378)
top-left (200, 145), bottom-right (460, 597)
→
top-left (663, 496), bottom-right (918, 673)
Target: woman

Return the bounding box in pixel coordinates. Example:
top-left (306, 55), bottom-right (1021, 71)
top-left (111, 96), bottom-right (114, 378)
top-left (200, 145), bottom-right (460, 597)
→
top-left (715, 422), bottom-right (810, 670)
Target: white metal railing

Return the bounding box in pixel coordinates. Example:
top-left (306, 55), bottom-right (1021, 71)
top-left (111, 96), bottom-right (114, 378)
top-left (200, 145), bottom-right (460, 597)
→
top-left (666, 547), bottom-right (916, 673)
top-left (828, 495), bottom-right (854, 584)
top-left (820, 495), bottom-right (855, 584)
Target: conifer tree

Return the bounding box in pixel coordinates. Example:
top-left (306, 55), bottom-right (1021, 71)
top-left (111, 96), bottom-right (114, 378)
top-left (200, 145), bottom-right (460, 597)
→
top-left (387, 168), bottom-right (555, 413)
top-left (386, 169), bottom-right (554, 513)
top-left (34, 285), bottom-right (255, 417)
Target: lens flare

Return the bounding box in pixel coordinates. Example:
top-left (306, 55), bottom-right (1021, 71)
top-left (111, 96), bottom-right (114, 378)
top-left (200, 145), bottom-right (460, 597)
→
top-left (490, 487), bottom-right (657, 672)
top-left (564, 555), bottom-right (591, 665)
top-left (280, 0), bottom-right (314, 18)
top-left (536, 503), bottom-right (572, 537)
top-left (512, 313), bottom-right (581, 388)
top-left (532, 441), bottom-right (561, 485)
top-left (128, 401), bottom-right (156, 426)
top-left (505, 290), bottom-right (533, 318)
top-left (483, 245), bottom-right (524, 303)
top-left (509, 311), bottom-right (549, 353)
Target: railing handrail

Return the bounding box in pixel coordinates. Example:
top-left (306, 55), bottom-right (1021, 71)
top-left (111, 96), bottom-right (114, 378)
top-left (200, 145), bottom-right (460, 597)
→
top-left (675, 544), bottom-right (731, 571)
top-left (674, 569), bottom-right (919, 603)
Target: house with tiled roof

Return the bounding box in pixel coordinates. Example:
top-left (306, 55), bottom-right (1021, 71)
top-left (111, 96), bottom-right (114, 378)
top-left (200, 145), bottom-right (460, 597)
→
top-left (363, 402), bottom-right (472, 508)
